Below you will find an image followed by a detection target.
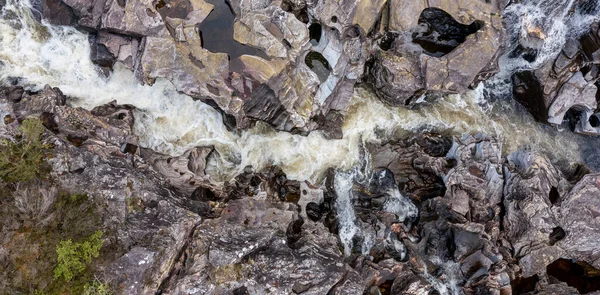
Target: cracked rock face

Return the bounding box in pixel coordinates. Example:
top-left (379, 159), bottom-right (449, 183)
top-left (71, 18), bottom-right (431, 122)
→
top-left (39, 0), bottom-right (371, 134)
top-left (5, 0), bottom-right (600, 294)
top-left (41, 0), bottom-right (508, 135)
top-left (511, 21), bottom-right (600, 135)
top-left (4, 87), bottom-right (600, 294)
top-left (365, 0), bottom-right (504, 107)
top-left (1, 86), bottom-right (203, 294)
top-left (159, 197), bottom-right (356, 295)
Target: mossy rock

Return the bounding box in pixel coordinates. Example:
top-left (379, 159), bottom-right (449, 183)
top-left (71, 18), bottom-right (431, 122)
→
top-left (0, 118), bottom-right (51, 183)
top-left (0, 189), bottom-right (116, 294)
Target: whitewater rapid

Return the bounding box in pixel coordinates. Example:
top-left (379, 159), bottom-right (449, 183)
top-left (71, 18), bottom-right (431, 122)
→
top-left (2, 1), bottom-right (599, 294)
top-left (0, 0), bottom-right (592, 184)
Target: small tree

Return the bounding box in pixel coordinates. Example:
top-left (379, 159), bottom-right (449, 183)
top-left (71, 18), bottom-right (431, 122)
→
top-left (84, 278), bottom-right (112, 295)
top-left (54, 231), bottom-right (104, 281)
top-left (0, 118), bottom-right (48, 183)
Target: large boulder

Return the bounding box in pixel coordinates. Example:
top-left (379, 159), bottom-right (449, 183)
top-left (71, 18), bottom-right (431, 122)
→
top-left (41, 0), bottom-right (371, 134)
top-left (502, 151), bottom-right (600, 293)
top-left (502, 151), bottom-right (566, 277)
top-left (511, 22), bottom-right (600, 135)
top-left (366, 0), bottom-right (504, 106)
top-left (159, 197), bottom-right (359, 294)
top-left (230, 0), bottom-right (369, 133)
top-left (559, 173), bottom-right (600, 269)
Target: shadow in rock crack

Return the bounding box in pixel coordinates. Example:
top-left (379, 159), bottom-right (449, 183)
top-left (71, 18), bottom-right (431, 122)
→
top-left (547, 258), bottom-right (600, 294)
top-left (411, 7), bottom-right (484, 57)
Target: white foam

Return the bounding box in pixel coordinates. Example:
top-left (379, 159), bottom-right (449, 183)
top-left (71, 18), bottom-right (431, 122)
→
top-left (333, 170), bottom-right (360, 256)
top-left (498, 0), bottom-right (599, 79)
top-left (0, 0), bottom-right (590, 186)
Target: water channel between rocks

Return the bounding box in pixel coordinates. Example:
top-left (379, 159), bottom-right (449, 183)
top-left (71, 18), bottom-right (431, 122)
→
top-left (3, 0), bottom-right (600, 293)
top-left (0, 0), bottom-right (596, 184)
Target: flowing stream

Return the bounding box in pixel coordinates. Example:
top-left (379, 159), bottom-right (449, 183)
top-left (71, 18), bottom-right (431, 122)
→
top-left (1, 1), bottom-right (599, 293)
top-left (1, 0), bottom-right (595, 183)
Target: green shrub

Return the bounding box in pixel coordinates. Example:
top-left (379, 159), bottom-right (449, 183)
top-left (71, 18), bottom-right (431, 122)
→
top-left (0, 118), bottom-right (48, 183)
top-left (84, 279), bottom-right (112, 295)
top-left (54, 230), bottom-right (104, 282)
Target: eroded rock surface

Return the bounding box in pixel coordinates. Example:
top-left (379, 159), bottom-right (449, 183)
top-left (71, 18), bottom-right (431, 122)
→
top-left (35, 0), bottom-right (511, 135)
top-left (4, 0), bottom-right (600, 294)
top-left (4, 86), bottom-right (600, 294)
top-left (511, 21), bottom-right (600, 135)
top-left (366, 0), bottom-right (503, 106)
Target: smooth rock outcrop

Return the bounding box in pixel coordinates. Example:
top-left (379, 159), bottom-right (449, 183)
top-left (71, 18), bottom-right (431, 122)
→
top-left (367, 0), bottom-right (503, 106)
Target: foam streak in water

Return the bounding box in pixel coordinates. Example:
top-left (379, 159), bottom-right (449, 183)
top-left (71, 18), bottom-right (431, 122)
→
top-left (0, 0), bottom-right (591, 184)
top-left (333, 170), bottom-right (361, 256)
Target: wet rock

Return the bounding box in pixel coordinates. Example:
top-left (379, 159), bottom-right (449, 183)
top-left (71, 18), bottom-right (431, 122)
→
top-left (548, 227), bottom-right (566, 246)
top-left (512, 70), bottom-right (549, 122)
top-left (324, 211), bottom-right (339, 234)
top-left (461, 250), bottom-right (492, 280)
top-left (580, 22), bottom-right (600, 63)
top-left (1, 86), bottom-right (24, 103)
top-left (510, 22), bottom-right (600, 135)
top-left (242, 84), bottom-right (291, 129)
top-left (40, 0), bottom-right (76, 26)
top-left (89, 33), bottom-right (116, 70)
top-left (120, 142), bottom-right (138, 154)
top-left (385, 233), bottom-right (408, 261)
top-left (367, 2), bottom-right (502, 106)
top-left (368, 133), bottom-right (449, 202)
top-left (546, 258), bottom-right (600, 294)
top-left (90, 100), bottom-right (136, 131)
top-left (286, 216), bottom-right (304, 246)
top-left (191, 186), bottom-right (218, 202)
top-left (305, 202), bottom-right (322, 221)
top-left (313, 110), bottom-right (344, 139)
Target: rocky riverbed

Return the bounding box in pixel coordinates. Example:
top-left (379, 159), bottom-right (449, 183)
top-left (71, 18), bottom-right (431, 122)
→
top-left (1, 0), bottom-right (600, 294)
